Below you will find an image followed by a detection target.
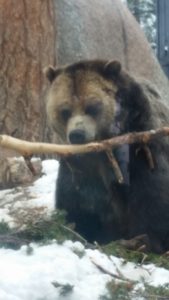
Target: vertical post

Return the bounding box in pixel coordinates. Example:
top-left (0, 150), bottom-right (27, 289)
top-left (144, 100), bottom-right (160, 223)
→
top-left (156, 0), bottom-right (169, 77)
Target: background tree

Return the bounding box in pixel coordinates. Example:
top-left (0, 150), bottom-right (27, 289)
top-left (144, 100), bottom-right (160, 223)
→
top-left (0, 0), bottom-right (56, 148)
top-left (126, 0), bottom-right (157, 50)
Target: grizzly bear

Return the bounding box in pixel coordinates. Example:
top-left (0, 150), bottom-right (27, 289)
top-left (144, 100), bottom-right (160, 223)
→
top-left (45, 60), bottom-right (169, 253)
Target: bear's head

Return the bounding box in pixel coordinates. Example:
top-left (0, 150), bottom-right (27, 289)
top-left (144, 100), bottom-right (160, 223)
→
top-left (45, 60), bottom-right (135, 144)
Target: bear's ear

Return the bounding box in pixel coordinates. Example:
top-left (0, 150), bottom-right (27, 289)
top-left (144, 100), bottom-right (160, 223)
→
top-left (44, 66), bottom-right (59, 83)
top-left (104, 60), bottom-right (121, 78)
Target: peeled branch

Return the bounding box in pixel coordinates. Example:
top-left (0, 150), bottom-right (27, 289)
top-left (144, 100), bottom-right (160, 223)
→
top-left (0, 127), bottom-right (169, 157)
top-left (0, 127), bottom-right (169, 183)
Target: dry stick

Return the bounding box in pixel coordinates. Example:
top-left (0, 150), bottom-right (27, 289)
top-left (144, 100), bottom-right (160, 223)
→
top-left (90, 258), bottom-right (136, 283)
top-left (136, 145), bottom-right (155, 170)
top-left (0, 127), bottom-right (169, 182)
top-left (106, 149), bottom-right (124, 183)
top-left (60, 224), bottom-right (88, 245)
top-left (0, 127), bottom-right (169, 157)
top-left (24, 156), bottom-right (37, 175)
top-left (110, 257), bottom-right (128, 281)
top-left (143, 145), bottom-right (155, 170)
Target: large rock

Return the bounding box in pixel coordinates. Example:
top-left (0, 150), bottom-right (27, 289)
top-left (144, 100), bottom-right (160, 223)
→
top-left (0, 157), bottom-right (42, 188)
top-left (54, 0), bottom-right (169, 103)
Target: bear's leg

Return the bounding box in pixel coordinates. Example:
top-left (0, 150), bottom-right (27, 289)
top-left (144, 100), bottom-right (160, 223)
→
top-left (127, 149), bottom-right (169, 253)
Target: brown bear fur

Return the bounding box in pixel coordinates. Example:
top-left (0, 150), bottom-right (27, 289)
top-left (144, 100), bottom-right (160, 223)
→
top-left (46, 60), bottom-right (169, 253)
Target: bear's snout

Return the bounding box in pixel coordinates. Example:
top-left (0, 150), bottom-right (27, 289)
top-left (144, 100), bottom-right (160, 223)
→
top-left (69, 129), bottom-right (86, 144)
top-left (67, 115), bottom-right (97, 144)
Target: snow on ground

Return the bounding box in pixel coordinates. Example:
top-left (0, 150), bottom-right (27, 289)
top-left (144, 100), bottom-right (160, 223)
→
top-left (0, 159), bottom-right (169, 300)
top-left (0, 160), bottom-right (59, 227)
top-left (0, 240), bottom-right (169, 300)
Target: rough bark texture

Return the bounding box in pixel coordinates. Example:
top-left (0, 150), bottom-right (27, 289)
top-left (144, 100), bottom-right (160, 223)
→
top-left (0, 0), bottom-right (169, 158)
top-left (0, 0), bottom-right (56, 158)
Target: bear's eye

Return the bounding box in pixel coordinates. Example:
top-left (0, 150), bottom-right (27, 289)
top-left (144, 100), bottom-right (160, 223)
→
top-left (85, 102), bottom-right (102, 117)
top-left (60, 108), bottom-right (72, 122)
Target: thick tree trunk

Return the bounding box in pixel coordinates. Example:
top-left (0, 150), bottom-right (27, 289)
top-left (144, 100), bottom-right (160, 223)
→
top-left (0, 0), bottom-right (56, 148)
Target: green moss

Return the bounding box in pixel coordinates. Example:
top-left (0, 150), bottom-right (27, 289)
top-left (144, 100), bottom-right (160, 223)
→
top-left (17, 210), bottom-right (80, 245)
top-left (100, 280), bottom-right (169, 300)
top-left (1, 211), bottom-right (169, 275)
top-left (100, 280), bottom-right (133, 300)
top-left (0, 220), bottom-right (13, 248)
top-left (52, 282), bottom-right (74, 296)
top-left (102, 241), bottom-right (169, 270)
top-left (0, 210), bottom-right (86, 249)
top-left (0, 220), bottom-right (10, 234)
top-left (72, 248), bottom-right (85, 258)
top-left (142, 283), bottom-right (169, 299)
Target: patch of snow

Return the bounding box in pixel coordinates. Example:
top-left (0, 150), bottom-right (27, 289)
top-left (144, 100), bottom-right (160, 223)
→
top-left (0, 241), bottom-right (169, 300)
top-left (0, 242), bottom-right (110, 300)
top-left (0, 159), bottom-right (59, 227)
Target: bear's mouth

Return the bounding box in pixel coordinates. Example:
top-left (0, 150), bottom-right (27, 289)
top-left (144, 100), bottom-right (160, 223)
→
top-left (68, 129), bottom-right (87, 144)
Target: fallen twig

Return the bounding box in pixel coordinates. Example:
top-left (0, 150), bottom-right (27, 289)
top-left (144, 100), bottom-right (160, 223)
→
top-left (90, 258), bottom-right (136, 283)
top-left (0, 234), bottom-right (29, 249)
top-left (24, 155), bottom-right (37, 175)
top-left (110, 257), bottom-right (128, 280)
top-left (60, 224), bottom-right (88, 245)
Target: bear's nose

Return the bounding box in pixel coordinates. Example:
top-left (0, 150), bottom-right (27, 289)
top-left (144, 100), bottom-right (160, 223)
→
top-left (69, 129), bottom-right (86, 144)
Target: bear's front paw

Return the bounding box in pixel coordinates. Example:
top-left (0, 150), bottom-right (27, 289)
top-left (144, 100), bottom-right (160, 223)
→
top-left (118, 234), bottom-right (151, 252)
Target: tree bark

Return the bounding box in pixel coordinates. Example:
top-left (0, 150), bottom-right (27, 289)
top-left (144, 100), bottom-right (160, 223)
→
top-left (0, 0), bottom-right (56, 148)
